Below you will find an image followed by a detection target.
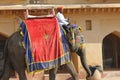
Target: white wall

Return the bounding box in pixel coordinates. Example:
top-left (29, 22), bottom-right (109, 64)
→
top-left (64, 11), bottom-right (120, 68)
top-left (0, 15), bottom-right (20, 36)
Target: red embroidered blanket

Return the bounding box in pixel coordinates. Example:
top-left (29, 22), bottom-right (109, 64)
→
top-left (21, 17), bottom-right (70, 73)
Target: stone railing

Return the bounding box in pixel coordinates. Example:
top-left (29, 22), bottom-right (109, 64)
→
top-left (28, 0), bottom-right (46, 4)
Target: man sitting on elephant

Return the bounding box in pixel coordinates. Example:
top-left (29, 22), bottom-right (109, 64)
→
top-left (56, 6), bottom-right (69, 27)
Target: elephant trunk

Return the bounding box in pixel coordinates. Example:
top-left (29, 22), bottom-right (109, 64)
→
top-left (76, 48), bottom-right (92, 78)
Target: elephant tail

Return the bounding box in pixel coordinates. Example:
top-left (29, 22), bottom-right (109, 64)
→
top-left (0, 38), bottom-right (9, 78)
top-left (4, 38), bottom-right (9, 59)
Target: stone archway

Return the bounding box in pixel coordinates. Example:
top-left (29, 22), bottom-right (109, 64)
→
top-left (102, 31), bottom-right (120, 70)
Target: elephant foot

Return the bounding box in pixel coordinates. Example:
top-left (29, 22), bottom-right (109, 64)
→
top-left (86, 73), bottom-right (92, 79)
top-left (86, 76), bottom-right (90, 80)
top-left (86, 69), bottom-right (102, 80)
top-left (86, 73), bottom-right (92, 80)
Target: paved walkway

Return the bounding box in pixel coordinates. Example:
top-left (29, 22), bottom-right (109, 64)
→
top-left (9, 70), bottom-right (120, 80)
top-left (102, 77), bottom-right (120, 80)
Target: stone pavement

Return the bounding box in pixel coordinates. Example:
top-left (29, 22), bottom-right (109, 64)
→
top-left (102, 71), bottom-right (120, 80)
top-left (102, 77), bottom-right (120, 80)
top-left (9, 71), bottom-right (120, 80)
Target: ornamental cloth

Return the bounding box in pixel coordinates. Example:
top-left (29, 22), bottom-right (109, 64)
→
top-left (20, 17), bottom-right (70, 73)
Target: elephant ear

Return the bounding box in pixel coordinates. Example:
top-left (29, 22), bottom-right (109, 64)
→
top-left (62, 25), bottom-right (78, 52)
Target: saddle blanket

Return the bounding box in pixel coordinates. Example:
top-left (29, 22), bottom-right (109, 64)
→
top-left (20, 17), bottom-right (70, 73)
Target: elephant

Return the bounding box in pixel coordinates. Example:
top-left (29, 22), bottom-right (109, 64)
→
top-left (0, 23), bottom-right (92, 80)
top-left (0, 30), bottom-right (79, 80)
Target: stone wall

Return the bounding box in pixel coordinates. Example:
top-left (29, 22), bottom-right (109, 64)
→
top-left (0, 0), bottom-right (120, 4)
top-left (0, 0), bottom-right (26, 4)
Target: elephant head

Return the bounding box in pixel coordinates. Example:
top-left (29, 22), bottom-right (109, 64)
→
top-left (62, 25), bottom-right (78, 52)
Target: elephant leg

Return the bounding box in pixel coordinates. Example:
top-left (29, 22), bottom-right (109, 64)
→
top-left (1, 60), bottom-right (13, 80)
top-left (11, 60), bottom-right (27, 80)
top-left (17, 70), bottom-right (27, 80)
top-left (49, 67), bottom-right (58, 80)
top-left (64, 61), bottom-right (79, 80)
top-left (10, 57), bottom-right (27, 80)
top-left (77, 48), bottom-right (92, 78)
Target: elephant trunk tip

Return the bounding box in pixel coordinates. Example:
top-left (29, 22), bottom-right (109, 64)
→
top-left (87, 65), bottom-right (103, 80)
top-left (89, 65), bottom-right (103, 76)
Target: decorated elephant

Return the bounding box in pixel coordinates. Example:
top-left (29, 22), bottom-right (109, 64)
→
top-left (0, 18), bottom-right (92, 80)
top-left (0, 30), bottom-right (80, 80)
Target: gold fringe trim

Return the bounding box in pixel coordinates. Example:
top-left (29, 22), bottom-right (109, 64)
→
top-left (61, 26), bottom-right (66, 35)
top-left (81, 43), bottom-right (86, 49)
top-left (26, 59), bottom-right (71, 75)
top-left (20, 31), bottom-right (24, 37)
top-left (22, 41), bottom-right (26, 49)
top-left (78, 26), bottom-right (83, 32)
